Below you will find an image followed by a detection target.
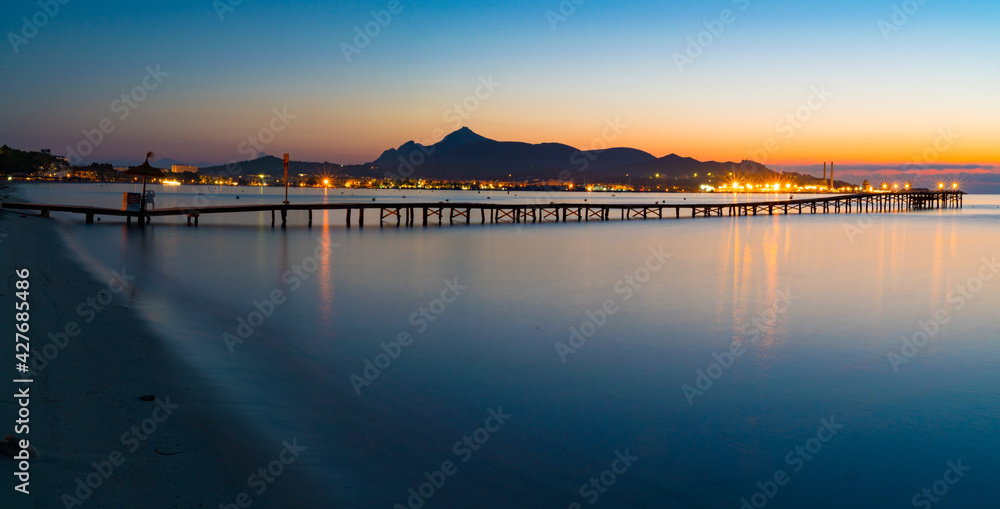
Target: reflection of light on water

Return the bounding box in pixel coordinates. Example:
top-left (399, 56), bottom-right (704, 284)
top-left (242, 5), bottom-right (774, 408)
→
top-left (875, 222), bottom-right (885, 312)
top-left (278, 228), bottom-right (289, 291)
top-left (931, 221), bottom-right (943, 310)
top-left (756, 219), bottom-right (781, 352)
top-left (723, 217), bottom-right (788, 365)
top-left (891, 220), bottom-right (905, 280)
top-left (318, 217), bottom-right (335, 326)
top-left (927, 220), bottom-right (959, 311)
top-left (725, 219), bottom-right (750, 342)
top-left (721, 218), bottom-right (740, 328)
top-left (948, 219), bottom-right (958, 259)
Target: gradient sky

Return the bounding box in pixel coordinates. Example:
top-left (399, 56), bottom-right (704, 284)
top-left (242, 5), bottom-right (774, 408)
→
top-left (2, 0), bottom-right (999, 189)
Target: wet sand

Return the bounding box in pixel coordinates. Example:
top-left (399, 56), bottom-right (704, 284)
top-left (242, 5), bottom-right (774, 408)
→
top-left (0, 183), bottom-right (326, 508)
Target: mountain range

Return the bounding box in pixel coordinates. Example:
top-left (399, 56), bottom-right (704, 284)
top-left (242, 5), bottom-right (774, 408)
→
top-left (201, 127), bottom-right (844, 186)
top-left (367, 127), bottom-right (780, 182)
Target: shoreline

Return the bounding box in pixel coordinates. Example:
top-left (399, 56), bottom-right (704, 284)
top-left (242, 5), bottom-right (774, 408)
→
top-left (1, 182), bottom-right (327, 508)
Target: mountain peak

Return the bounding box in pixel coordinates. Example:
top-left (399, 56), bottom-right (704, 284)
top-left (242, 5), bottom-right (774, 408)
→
top-left (431, 127), bottom-right (492, 154)
top-left (441, 126), bottom-right (488, 143)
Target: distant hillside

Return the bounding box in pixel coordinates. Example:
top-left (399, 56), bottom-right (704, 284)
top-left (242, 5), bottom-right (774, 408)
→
top-left (598, 153), bottom-right (777, 181)
top-left (370, 127), bottom-right (659, 180)
top-left (193, 127), bottom-right (835, 185)
top-left (0, 145), bottom-right (66, 175)
top-left (104, 156), bottom-right (212, 168)
top-left (0, 137), bottom-right (855, 188)
top-left (200, 156), bottom-right (366, 177)
top-left (366, 127), bottom-right (785, 184)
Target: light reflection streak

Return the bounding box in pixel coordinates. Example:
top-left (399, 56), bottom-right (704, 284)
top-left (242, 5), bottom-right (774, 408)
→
top-left (318, 212), bottom-right (335, 326)
top-left (722, 216), bottom-right (788, 366)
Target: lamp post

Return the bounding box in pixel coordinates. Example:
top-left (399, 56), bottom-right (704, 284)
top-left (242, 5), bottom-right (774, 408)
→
top-left (283, 153), bottom-right (289, 205)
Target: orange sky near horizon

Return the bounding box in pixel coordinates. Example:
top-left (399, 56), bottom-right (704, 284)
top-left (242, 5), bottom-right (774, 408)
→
top-left (4, 0), bottom-right (1000, 183)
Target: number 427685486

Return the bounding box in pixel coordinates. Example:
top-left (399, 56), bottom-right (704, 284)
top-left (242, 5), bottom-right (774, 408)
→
top-left (15, 269), bottom-right (30, 365)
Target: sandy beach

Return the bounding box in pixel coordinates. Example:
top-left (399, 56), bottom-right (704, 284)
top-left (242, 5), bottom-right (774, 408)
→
top-left (0, 183), bottom-right (323, 508)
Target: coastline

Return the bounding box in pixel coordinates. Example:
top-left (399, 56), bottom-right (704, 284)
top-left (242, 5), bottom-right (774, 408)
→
top-left (1, 183), bottom-right (325, 508)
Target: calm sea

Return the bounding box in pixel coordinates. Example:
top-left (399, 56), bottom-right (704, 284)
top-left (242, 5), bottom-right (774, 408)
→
top-left (16, 183), bottom-right (1000, 508)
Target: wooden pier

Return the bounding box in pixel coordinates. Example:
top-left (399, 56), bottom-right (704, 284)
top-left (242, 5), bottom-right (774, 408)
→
top-left (1, 191), bottom-right (964, 228)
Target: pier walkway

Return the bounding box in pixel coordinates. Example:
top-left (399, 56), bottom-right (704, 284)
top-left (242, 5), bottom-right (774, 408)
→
top-left (1, 191), bottom-right (963, 228)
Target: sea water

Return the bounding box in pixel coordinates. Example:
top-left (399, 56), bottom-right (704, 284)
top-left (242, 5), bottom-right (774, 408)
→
top-left (15, 183), bottom-right (1000, 508)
